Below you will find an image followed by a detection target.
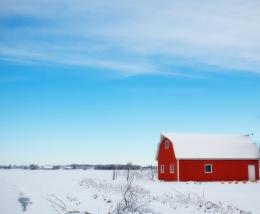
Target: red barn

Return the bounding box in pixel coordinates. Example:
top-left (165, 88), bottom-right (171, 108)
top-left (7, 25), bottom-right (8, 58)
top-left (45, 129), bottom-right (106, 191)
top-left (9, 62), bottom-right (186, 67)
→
top-left (156, 133), bottom-right (260, 181)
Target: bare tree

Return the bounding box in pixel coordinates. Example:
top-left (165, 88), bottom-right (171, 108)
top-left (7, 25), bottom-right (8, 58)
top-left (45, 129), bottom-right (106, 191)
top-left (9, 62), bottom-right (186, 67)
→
top-left (111, 177), bottom-right (151, 214)
top-left (150, 165), bottom-right (154, 180)
top-left (113, 169), bottom-right (116, 181)
top-left (29, 164), bottom-right (39, 170)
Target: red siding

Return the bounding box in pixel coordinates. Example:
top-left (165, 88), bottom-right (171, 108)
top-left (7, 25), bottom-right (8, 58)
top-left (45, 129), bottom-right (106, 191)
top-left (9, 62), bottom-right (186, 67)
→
top-left (179, 159), bottom-right (259, 181)
top-left (157, 138), bottom-right (259, 181)
top-left (157, 138), bottom-right (177, 181)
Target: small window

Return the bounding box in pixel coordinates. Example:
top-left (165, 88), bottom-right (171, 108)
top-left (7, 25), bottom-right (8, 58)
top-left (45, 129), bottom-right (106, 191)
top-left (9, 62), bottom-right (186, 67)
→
top-left (204, 164), bottom-right (212, 173)
top-left (160, 165), bottom-right (164, 173)
top-left (170, 164), bottom-right (174, 173)
top-left (165, 140), bottom-right (169, 149)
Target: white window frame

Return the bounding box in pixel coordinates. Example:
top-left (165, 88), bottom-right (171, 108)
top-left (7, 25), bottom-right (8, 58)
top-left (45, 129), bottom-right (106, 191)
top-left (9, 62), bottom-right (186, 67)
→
top-left (165, 140), bottom-right (169, 149)
top-left (204, 164), bottom-right (212, 173)
top-left (160, 165), bottom-right (164, 173)
top-left (170, 164), bottom-right (174, 173)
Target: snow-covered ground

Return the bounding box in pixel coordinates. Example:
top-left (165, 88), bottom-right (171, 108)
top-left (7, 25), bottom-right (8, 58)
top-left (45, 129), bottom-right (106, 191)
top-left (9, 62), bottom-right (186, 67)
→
top-left (0, 169), bottom-right (259, 213)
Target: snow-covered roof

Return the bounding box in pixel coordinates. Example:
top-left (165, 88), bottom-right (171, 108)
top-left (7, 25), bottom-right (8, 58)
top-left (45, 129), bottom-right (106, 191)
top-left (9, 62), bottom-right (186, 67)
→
top-left (156, 133), bottom-right (260, 160)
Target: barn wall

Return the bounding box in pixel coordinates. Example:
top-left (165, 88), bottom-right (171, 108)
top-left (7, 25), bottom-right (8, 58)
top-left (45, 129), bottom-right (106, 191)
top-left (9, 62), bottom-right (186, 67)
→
top-left (179, 159), bottom-right (259, 181)
top-left (157, 138), bottom-right (177, 181)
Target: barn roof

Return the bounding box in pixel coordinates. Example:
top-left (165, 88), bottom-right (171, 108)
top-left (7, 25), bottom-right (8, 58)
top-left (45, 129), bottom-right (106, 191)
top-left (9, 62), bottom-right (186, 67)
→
top-left (156, 133), bottom-right (260, 160)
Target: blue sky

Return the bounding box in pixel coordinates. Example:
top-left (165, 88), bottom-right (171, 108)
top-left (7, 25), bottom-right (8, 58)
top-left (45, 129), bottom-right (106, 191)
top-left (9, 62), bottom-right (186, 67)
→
top-left (0, 0), bottom-right (260, 165)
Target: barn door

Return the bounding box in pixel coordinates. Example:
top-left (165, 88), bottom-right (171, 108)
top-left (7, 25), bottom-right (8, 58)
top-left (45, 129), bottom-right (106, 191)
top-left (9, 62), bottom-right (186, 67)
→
top-left (248, 165), bottom-right (256, 181)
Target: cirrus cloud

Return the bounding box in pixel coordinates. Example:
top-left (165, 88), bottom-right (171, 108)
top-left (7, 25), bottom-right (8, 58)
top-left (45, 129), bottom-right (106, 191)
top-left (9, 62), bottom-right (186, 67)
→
top-left (0, 0), bottom-right (260, 75)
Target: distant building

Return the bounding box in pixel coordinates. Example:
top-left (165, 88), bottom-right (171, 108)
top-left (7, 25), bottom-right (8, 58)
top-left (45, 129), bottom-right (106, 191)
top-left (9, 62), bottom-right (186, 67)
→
top-left (41, 165), bottom-right (54, 170)
top-left (156, 133), bottom-right (260, 181)
top-left (63, 166), bottom-right (73, 170)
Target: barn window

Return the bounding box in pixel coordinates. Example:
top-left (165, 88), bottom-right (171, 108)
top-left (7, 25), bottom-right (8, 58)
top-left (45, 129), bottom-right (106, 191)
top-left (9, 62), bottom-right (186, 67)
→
top-left (170, 164), bottom-right (174, 173)
top-left (160, 165), bottom-right (164, 173)
top-left (165, 140), bottom-right (169, 149)
top-left (204, 164), bottom-right (212, 173)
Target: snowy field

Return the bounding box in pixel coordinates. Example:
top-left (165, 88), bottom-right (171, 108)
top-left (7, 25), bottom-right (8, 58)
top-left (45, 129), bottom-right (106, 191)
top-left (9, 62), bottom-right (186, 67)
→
top-left (0, 169), bottom-right (259, 214)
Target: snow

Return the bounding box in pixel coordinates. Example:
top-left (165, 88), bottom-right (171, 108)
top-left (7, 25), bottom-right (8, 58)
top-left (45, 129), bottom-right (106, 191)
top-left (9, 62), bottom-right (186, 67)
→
top-left (0, 176), bottom-right (21, 214)
top-left (0, 169), bottom-right (260, 213)
top-left (157, 133), bottom-right (260, 159)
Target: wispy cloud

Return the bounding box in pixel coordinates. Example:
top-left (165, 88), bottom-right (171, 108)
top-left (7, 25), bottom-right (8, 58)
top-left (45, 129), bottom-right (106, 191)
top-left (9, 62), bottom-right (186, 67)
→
top-left (1, 0), bottom-right (260, 75)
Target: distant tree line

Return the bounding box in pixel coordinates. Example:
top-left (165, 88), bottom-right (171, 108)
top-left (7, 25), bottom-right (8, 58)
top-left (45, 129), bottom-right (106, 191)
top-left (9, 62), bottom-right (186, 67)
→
top-left (94, 163), bottom-right (141, 170)
top-left (0, 164), bottom-right (12, 169)
top-left (0, 163), bottom-right (155, 171)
